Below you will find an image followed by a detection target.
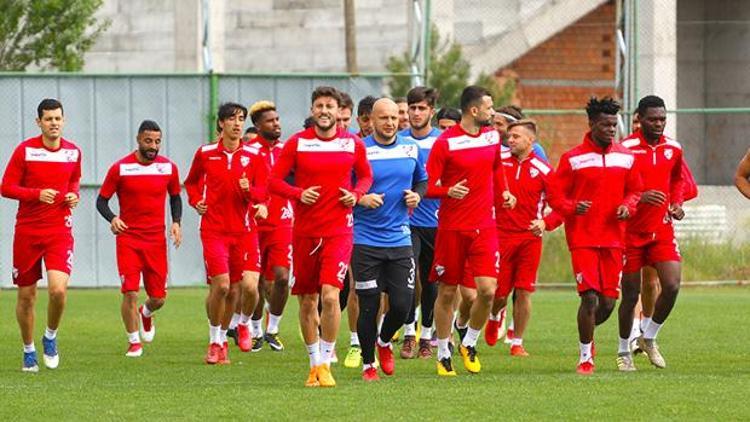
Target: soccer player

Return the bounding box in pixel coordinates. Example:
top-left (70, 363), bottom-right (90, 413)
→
top-left (97, 120), bottom-right (182, 357)
top-left (356, 95), bottom-right (377, 138)
top-left (735, 148), bottom-right (750, 199)
top-left (395, 97), bottom-right (410, 130)
top-left (617, 95), bottom-right (685, 371)
top-left (398, 86), bottom-right (442, 359)
top-left (427, 86), bottom-right (516, 376)
top-left (548, 97), bottom-right (641, 375)
top-left (353, 98), bottom-right (426, 381)
top-left (184, 102), bottom-right (268, 364)
top-left (436, 107), bottom-right (460, 131)
top-left (337, 91), bottom-right (354, 132)
top-left (493, 105), bottom-right (548, 162)
top-left (243, 127), bottom-right (258, 143)
top-left (1, 98), bottom-right (81, 372)
top-left (269, 86), bottom-right (373, 387)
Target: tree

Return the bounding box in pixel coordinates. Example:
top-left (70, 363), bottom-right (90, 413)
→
top-left (386, 26), bottom-right (513, 108)
top-left (0, 0), bottom-right (110, 71)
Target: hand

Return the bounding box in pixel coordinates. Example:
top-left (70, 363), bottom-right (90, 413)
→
top-left (616, 205), bottom-right (630, 220)
top-left (358, 193), bottom-right (385, 209)
top-left (338, 187), bottom-right (356, 208)
top-left (170, 222), bottom-right (182, 248)
top-left (239, 172), bottom-right (250, 192)
top-left (253, 204), bottom-right (268, 219)
top-left (403, 190), bottom-right (421, 209)
top-left (529, 219), bottom-right (546, 236)
top-left (447, 179), bottom-right (469, 199)
top-left (39, 188), bottom-right (59, 204)
top-left (640, 190), bottom-right (667, 206)
top-left (110, 216), bottom-right (128, 234)
top-left (64, 192), bottom-right (79, 209)
top-left (300, 186), bottom-right (321, 205)
top-left (502, 190), bottom-right (516, 209)
top-left (195, 200), bottom-right (208, 215)
top-left (575, 200), bottom-right (592, 215)
top-left (669, 204), bottom-right (685, 220)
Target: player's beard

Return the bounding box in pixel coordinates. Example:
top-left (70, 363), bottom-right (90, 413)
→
top-left (260, 129), bottom-right (280, 143)
top-left (314, 113), bottom-right (337, 132)
top-left (410, 119), bottom-right (429, 131)
top-left (139, 146), bottom-right (159, 162)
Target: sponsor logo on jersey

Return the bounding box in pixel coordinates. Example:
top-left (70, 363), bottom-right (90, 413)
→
top-left (529, 167), bottom-right (540, 178)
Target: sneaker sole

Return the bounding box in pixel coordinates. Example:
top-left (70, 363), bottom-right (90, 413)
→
top-left (22, 366), bottom-right (40, 373)
top-left (43, 355), bottom-right (59, 369)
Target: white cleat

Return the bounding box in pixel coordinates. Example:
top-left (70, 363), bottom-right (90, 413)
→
top-left (616, 352), bottom-right (637, 372)
top-left (638, 336), bottom-right (666, 368)
top-left (43, 353), bottom-right (60, 369)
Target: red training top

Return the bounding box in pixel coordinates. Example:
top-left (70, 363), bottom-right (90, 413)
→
top-left (246, 136), bottom-right (294, 231)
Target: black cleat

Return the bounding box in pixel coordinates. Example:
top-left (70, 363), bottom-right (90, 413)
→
top-left (263, 333), bottom-right (284, 352)
top-left (227, 328), bottom-right (239, 346)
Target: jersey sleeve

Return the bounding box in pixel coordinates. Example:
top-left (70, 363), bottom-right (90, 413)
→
top-left (246, 153), bottom-right (268, 204)
top-left (0, 144), bottom-right (40, 201)
top-left (547, 154), bottom-right (577, 217)
top-left (67, 148), bottom-right (82, 197)
top-left (351, 139), bottom-right (373, 200)
top-left (622, 156), bottom-right (643, 215)
top-left (425, 138), bottom-right (450, 198)
top-left (168, 163), bottom-right (181, 196)
top-left (269, 137), bottom-right (304, 200)
top-left (183, 148), bottom-right (205, 207)
top-left (99, 163), bottom-right (120, 199)
top-left (413, 147), bottom-right (428, 184)
top-left (680, 156), bottom-right (698, 201)
top-left (669, 149), bottom-right (685, 206)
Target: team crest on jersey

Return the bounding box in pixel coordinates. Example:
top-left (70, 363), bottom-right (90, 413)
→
top-left (64, 149), bottom-right (77, 162)
top-left (435, 265), bottom-right (445, 277)
top-left (337, 138), bottom-right (352, 150)
top-left (529, 168), bottom-right (540, 178)
top-left (575, 273), bottom-right (583, 285)
top-left (12, 267), bottom-right (18, 280)
top-left (240, 156), bottom-right (250, 167)
top-left (664, 149), bottom-right (673, 160)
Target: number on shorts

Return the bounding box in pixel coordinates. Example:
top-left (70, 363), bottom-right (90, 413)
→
top-left (336, 262), bottom-right (348, 282)
top-left (494, 251), bottom-right (500, 273)
top-left (346, 213), bottom-right (354, 227)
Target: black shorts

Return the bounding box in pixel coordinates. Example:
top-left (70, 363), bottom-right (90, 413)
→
top-left (351, 245), bottom-right (415, 297)
top-left (410, 226), bottom-right (436, 281)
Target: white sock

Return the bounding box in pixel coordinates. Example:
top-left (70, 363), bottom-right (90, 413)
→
top-left (404, 322), bottom-right (416, 337)
top-left (209, 325), bottom-right (221, 344)
top-left (220, 329), bottom-right (228, 344)
top-left (420, 325), bottom-right (432, 340)
top-left (640, 317), bottom-right (652, 333)
top-left (462, 327), bottom-right (480, 348)
top-left (508, 320), bottom-right (515, 332)
top-left (266, 313), bottom-right (282, 335)
top-left (618, 337), bottom-right (630, 354)
top-left (643, 320), bottom-right (663, 340)
top-left (579, 342), bottom-right (593, 363)
top-left (350, 331), bottom-right (360, 347)
top-left (128, 331), bottom-right (141, 344)
top-left (44, 327), bottom-right (57, 340)
top-left (229, 313), bottom-right (241, 330)
top-left (23, 343), bottom-right (35, 353)
top-left (489, 312), bottom-right (501, 322)
top-left (629, 318), bottom-right (641, 340)
top-left (141, 305), bottom-right (154, 318)
top-left (377, 314), bottom-right (385, 334)
top-left (251, 318), bottom-right (263, 337)
top-left (511, 337), bottom-right (523, 347)
top-left (363, 362), bottom-right (375, 371)
top-left (376, 337), bottom-right (391, 349)
top-left (437, 338), bottom-right (451, 360)
top-left (306, 341), bottom-right (321, 368)
top-left (320, 340), bottom-right (336, 365)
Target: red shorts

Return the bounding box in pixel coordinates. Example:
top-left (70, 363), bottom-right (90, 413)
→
top-left (259, 228), bottom-right (292, 281)
top-left (496, 237), bottom-right (542, 298)
top-left (13, 231), bottom-right (74, 287)
top-left (624, 227), bottom-right (681, 273)
top-left (291, 234), bottom-right (352, 295)
top-left (431, 228), bottom-right (499, 287)
top-left (570, 247), bottom-right (624, 299)
top-left (117, 234), bottom-right (168, 298)
top-left (201, 231), bottom-right (260, 283)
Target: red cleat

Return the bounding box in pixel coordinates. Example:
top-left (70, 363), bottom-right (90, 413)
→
top-left (205, 343), bottom-right (221, 364)
top-left (510, 344), bottom-right (529, 357)
top-left (504, 328), bottom-right (515, 345)
top-left (237, 324), bottom-right (252, 352)
top-left (576, 360), bottom-right (595, 375)
top-left (377, 343), bottom-right (395, 376)
top-left (362, 367), bottom-right (380, 382)
top-left (125, 342), bottom-right (143, 357)
top-left (485, 320), bottom-right (500, 346)
top-left (219, 341), bottom-right (231, 364)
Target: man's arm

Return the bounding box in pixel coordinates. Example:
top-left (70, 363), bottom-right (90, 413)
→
top-left (546, 155), bottom-right (577, 217)
top-left (735, 148), bottom-right (750, 200)
top-left (183, 148), bottom-right (206, 207)
top-left (1, 145), bottom-right (40, 201)
top-left (269, 139), bottom-right (305, 200)
top-left (425, 139), bottom-right (449, 198)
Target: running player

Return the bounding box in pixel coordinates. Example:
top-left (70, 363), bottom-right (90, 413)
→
top-left (494, 105), bottom-right (548, 162)
top-left (184, 102), bottom-right (268, 364)
top-left (1, 98), bottom-right (82, 372)
top-left (427, 86), bottom-right (516, 376)
top-left (97, 120), bottom-right (182, 357)
top-left (353, 98), bottom-right (427, 381)
top-left (395, 97), bottom-right (410, 130)
top-left (617, 95), bottom-right (685, 371)
top-left (269, 86), bottom-right (373, 387)
top-left (356, 96), bottom-right (377, 138)
top-left (338, 91), bottom-right (355, 132)
top-left (548, 97), bottom-right (641, 375)
top-left (436, 107), bottom-right (460, 131)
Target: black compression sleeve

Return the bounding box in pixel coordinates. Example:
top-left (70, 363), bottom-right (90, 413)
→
top-left (96, 195), bottom-right (116, 223)
top-left (412, 180), bottom-right (428, 198)
top-left (169, 194), bottom-right (183, 224)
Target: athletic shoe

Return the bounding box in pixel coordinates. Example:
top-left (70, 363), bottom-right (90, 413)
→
top-left (205, 343), bottom-right (221, 364)
top-left (616, 352), bottom-right (637, 372)
top-left (237, 324), bottom-right (252, 352)
top-left (138, 305), bottom-right (155, 343)
top-left (454, 321), bottom-right (468, 343)
top-left (42, 335), bottom-right (59, 369)
top-left (344, 346), bottom-right (362, 368)
top-left (510, 344), bottom-right (529, 357)
top-left (305, 367), bottom-right (319, 387)
top-left (22, 351), bottom-right (39, 373)
top-left (485, 320), bottom-right (500, 346)
top-left (437, 357), bottom-right (457, 376)
top-left (637, 336), bottom-right (666, 368)
top-left (630, 337), bottom-right (643, 355)
top-left (448, 339), bottom-right (455, 356)
top-left (459, 345), bottom-right (481, 373)
top-left (391, 329), bottom-right (400, 343)
top-left (251, 336), bottom-right (263, 353)
top-left (264, 332), bottom-right (285, 352)
top-left (316, 364), bottom-right (336, 387)
top-left (362, 366), bottom-right (380, 382)
top-left (377, 343), bottom-right (395, 376)
top-left (125, 342), bottom-right (143, 357)
top-left (418, 339), bottom-right (432, 359)
top-left (227, 328), bottom-right (238, 346)
top-left (330, 349), bottom-right (339, 364)
top-left (576, 360), bottom-right (595, 375)
top-left (400, 335), bottom-right (416, 359)
top-left (504, 328), bottom-right (515, 345)
top-left (219, 341), bottom-right (231, 365)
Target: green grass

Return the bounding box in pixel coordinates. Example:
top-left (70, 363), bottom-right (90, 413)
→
top-left (1, 287), bottom-right (749, 420)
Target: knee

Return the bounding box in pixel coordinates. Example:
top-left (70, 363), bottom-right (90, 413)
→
top-left (213, 283), bottom-right (230, 298)
top-left (17, 291), bottom-right (36, 307)
top-left (600, 299), bottom-right (616, 314)
top-left (661, 279), bottom-right (681, 296)
top-left (275, 275), bottom-right (289, 289)
top-left (476, 283), bottom-right (496, 303)
top-left (150, 298), bottom-right (166, 309)
top-left (48, 286), bottom-right (67, 303)
top-left (321, 292), bottom-right (339, 311)
top-left (580, 292), bottom-right (598, 310)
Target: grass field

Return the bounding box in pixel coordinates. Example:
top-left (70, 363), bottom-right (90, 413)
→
top-left (1, 287), bottom-right (748, 420)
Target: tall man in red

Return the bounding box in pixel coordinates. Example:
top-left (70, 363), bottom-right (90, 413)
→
top-left (617, 95), bottom-right (684, 371)
top-left (269, 86), bottom-right (372, 388)
top-left (97, 120), bottom-right (183, 358)
top-left (427, 86), bottom-right (515, 376)
top-left (184, 102), bottom-right (268, 365)
top-left (2, 98), bottom-right (81, 372)
top-left (548, 97), bottom-right (641, 375)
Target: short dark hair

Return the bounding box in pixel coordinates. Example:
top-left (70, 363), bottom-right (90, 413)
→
top-left (407, 87), bottom-right (439, 108)
top-left (357, 95), bottom-right (378, 117)
top-left (311, 86), bottom-right (342, 107)
top-left (217, 102), bottom-right (248, 122)
top-left (303, 116), bottom-right (315, 129)
top-left (339, 91), bottom-right (354, 111)
top-left (507, 119), bottom-right (537, 135)
top-left (245, 127), bottom-right (258, 135)
top-left (460, 85), bottom-right (491, 113)
top-left (495, 105), bottom-right (524, 121)
top-left (37, 98), bottom-right (63, 118)
top-left (585, 96), bottom-right (621, 120)
top-left (394, 97), bottom-right (407, 104)
top-left (436, 107), bottom-right (461, 123)
top-left (636, 95), bottom-right (666, 117)
top-left (138, 120), bottom-right (161, 134)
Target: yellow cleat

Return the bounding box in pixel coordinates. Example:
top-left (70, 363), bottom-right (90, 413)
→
top-left (459, 345), bottom-right (481, 373)
top-left (305, 367), bottom-right (319, 387)
top-left (391, 329), bottom-right (401, 343)
top-left (437, 357), bottom-right (457, 376)
top-left (316, 364), bottom-right (337, 387)
top-left (343, 346), bottom-right (362, 368)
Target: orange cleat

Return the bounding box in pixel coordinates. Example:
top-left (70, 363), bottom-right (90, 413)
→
top-left (377, 343), bottom-right (395, 376)
top-left (305, 367), bottom-right (319, 387)
top-left (510, 344), bottom-right (529, 357)
top-left (218, 341), bottom-right (231, 365)
top-left (237, 324), bottom-right (252, 352)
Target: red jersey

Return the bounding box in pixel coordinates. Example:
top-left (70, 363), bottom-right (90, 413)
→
top-left (269, 127), bottom-right (372, 237)
top-left (184, 140), bottom-right (267, 234)
top-left (681, 157), bottom-right (698, 201)
top-left (99, 153), bottom-right (181, 239)
top-left (246, 136), bottom-right (293, 231)
top-left (621, 131), bottom-right (684, 234)
top-left (1, 136), bottom-right (82, 235)
top-left (549, 133), bottom-right (642, 249)
top-left (426, 124), bottom-right (505, 230)
top-left (495, 149), bottom-right (562, 239)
